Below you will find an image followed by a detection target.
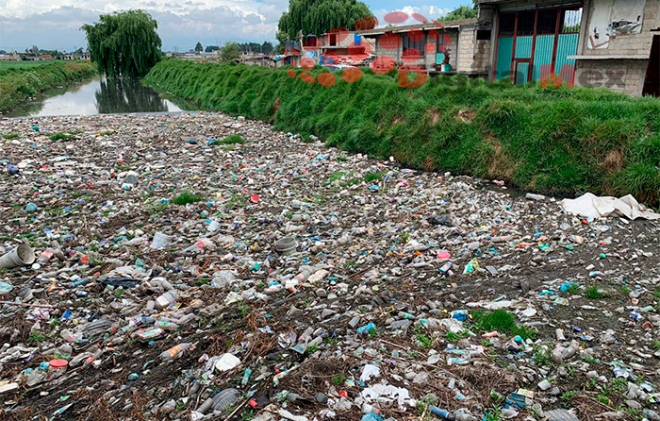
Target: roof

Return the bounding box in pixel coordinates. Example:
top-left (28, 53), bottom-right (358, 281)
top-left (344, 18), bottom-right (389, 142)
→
top-left (350, 18), bottom-right (478, 37)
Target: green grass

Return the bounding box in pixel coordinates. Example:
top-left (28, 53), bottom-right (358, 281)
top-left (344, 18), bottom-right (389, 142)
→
top-left (562, 283), bottom-right (579, 295)
top-left (145, 60), bottom-right (660, 207)
top-left (585, 285), bottom-right (605, 299)
top-left (28, 332), bottom-right (47, 344)
top-left (471, 309), bottom-right (537, 340)
top-left (331, 374), bottom-right (346, 385)
top-left (415, 333), bottom-right (433, 348)
top-left (0, 61), bottom-right (96, 113)
top-left (49, 132), bottom-right (76, 141)
top-left (172, 191), bottom-right (203, 205)
top-left (364, 171), bottom-right (384, 182)
top-left (214, 134), bottom-right (246, 145)
top-left (2, 133), bottom-right (19, 139)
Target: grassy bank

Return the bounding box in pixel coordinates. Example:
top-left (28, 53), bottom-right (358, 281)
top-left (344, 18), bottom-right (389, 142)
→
top-left (145, 59), bottom-right (660, 206)
top-left (0, 61), bottom-right (97, 114)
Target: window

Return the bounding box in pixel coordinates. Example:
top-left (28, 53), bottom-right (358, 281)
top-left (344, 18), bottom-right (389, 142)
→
top-left (537, 9), bottom-right (558, 34)
top-left (561, 8), bottom-right (583, 33)
top-left (499, 13), bottom-right (515, 36)
top-left (516, 11), bottom-right (535, 35)
top-left (477, 30), bottom-right (492, 40)
top-left (328, 34), bottom-right (337, 46)
top-left (402, 31), bottom-right (425, 57)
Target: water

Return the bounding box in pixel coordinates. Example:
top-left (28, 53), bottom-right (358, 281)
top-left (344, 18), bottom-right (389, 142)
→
top-left (6, 77), bottom-right (187, 118)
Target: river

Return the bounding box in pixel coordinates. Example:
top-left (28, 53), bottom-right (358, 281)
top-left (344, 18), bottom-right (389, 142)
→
top-left (6, 77), bottom-right (188, 118)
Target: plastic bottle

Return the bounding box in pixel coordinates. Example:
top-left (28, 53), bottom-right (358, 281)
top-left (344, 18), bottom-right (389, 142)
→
top-left (154, 321), bottom-right (180, 332)
top-left (160, 343), bottom-right (195, 361)
top-left (430, 406), bottom-right (455, 420)
top-left (155, 290), bottom-right (179, 309)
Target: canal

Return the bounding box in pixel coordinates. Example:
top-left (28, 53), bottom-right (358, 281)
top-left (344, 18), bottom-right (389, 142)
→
top-left (6, 77), bottom-right (188, 118)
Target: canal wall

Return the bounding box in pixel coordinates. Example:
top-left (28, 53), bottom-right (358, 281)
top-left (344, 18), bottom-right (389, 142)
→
top-left (145, 59), bottom-right (660, 207)
top-left (0, 61), bottom-right (97, 114)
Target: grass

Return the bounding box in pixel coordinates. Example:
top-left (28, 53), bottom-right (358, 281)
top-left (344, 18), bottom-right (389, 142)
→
top-left (172, 191), bottom-right (203, 205)
top-left (444, 331), bottom-right (470, 342)
top-left (585, 285), bottom-right (605, 299)
top-left (0, 61), bottom-right (96, 113)
top-left (145, 60), bottom-right (660, 207)
top-left (28, 332), bottom-right (47, 344)
top-left (471, 309), bottom-right (537, 340)
top-left (49, 132), bottom-right (76, 141)
top-left (214, 134), bottom-right (246, 145)
top-left (2, 133), bottom-right (19, 139)
top-left (364, 171), bottom-right (384, 182)
top-left (331, 374), bottom-right (346, 385)
top-left (415, 333), bottom-right (433, 348)
top-left (561, 283), bottom-right (580, 295)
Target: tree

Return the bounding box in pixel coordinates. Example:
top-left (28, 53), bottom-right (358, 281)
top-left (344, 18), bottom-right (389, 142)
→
top-left (440, 2), bottom-right (478, 22)
top-left (277, 0), bottom-right (373, 45)
top-left (81, 10), bottom-right (162, 78)
top-left (262, 41), bottom-right (274, 54)
top-left (205, 45), bottom-right (220, 53)
top-left (220, 41), bottom-right (241, 62)
top-left (195, 42), bottom-right (203, 53)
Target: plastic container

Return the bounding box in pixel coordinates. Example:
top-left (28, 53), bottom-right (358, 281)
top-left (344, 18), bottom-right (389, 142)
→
top-left (0, 243), bottom-right (36, 268)
top-left (274, 236), bottom-right (297, 254)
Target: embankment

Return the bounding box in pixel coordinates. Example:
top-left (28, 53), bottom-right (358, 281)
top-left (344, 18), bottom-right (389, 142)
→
top-left (0, 61), bottom-right (97, 114)
top-left (145, 59), bottom-right (660, 206)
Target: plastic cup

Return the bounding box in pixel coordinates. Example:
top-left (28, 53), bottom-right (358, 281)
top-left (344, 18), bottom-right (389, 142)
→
top-left (274, 236), bottom-right (297, 254)
top-left (0, 243), bottom-right (36, 268)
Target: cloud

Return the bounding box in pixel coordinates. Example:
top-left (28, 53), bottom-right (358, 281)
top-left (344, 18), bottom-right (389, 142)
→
top-left (0, 2), bottom-right (287, 52)
top-left (0, 1), bottom-right (450, 52)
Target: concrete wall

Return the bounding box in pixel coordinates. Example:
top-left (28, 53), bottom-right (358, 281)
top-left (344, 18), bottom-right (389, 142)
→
top-left (573, 0), bottom-right (659, 95)
top-left (580, 0), bottom-right (659, 56)
top-left (575, 58), bottom-right (649, 95)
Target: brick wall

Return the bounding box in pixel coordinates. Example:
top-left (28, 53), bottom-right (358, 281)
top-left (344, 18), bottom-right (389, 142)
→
top-left (575, 59), bottom-right (649, 95)
top-left (456, 27), bottom-right (491, 73)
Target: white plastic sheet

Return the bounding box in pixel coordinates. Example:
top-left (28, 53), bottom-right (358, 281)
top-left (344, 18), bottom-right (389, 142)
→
top-left (560, 193), bottom-right (660, 220)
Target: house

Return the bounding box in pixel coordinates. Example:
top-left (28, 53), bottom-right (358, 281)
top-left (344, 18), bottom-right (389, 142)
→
top-left (319, 30), bottom-right (376, 66)
top-left (275, 40), bottom-right (302, 67)
top-left (477, 0), bottom-right (660, 96)
top-left (326, 19), bottom-right (491, 76)
top-left (240, 51), bottom-right (272, 67)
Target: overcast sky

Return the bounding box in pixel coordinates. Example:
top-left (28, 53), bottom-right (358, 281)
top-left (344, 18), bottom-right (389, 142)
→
top-left (0, 0), bottom-right (465, 53)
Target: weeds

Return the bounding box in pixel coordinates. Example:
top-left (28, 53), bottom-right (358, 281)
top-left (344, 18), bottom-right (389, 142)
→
top-left (331, 374), bottom-right (345, 385)
top-left (585, 285), bottom-right (605, 299)
top-left (28, 332), bottom-right (46, 344)
top-left (444, 331), bottom-right (469, 342)
top-left (214, 135), bottom-right (246, 145)
top-left (49, 132), bottom-right (76, 141)
top-left (561, 283), bottom-right (579, 295)
top-left (561, 390), bottom-right (577, 404)
top-left (172, 191), bottom-right (203, 205)
top-left (415, 333), bottom-right (433, 348)
top-left (471, 309), bottom-right (537, 340)
top-left (2, 133), bottom-right (19, 139)
top-left (364, 171), bottom-right (384, 182)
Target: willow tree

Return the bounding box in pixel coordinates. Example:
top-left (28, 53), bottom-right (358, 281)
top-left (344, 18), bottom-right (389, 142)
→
top-left (81, 10), bottom-right (162, 78)
top-left (277, 0), bottom-right (373, 44)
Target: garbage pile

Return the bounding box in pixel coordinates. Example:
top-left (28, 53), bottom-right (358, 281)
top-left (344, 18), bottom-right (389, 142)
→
top-left (0, 113), bottom-right (659, 421)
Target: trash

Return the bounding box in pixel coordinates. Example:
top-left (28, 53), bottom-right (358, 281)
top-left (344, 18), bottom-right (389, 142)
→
top-left (98, 277), bottom-right (141, 288)
top-left (215, 353), bottom-right (241, 372)
top-left (0, 243), bottom-right (36, 268)
top-left (545, 409), bottom-right (579, 421)
top-left (0, 112), bottom-right (659, 421)
top-left (561, 193), bottom-right (660, 220)
top-left (274, 236), bottom-right (298, 254)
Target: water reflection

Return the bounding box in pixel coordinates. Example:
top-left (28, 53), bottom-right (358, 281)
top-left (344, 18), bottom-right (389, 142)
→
top-left (7, 76), bottom-right (185, 118)
top-left (96, 78), bottom-right (168, 114)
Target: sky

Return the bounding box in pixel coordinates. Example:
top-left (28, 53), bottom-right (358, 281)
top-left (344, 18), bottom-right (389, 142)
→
top-left (0, 0), bottom-right (468, 53)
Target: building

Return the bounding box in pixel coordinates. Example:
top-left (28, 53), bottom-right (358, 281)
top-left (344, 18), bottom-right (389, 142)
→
top-left (478, 0), bottom-right (660, 96)
top-left (319, 30), bottom-right (376, 66)
top-left (358, 19), bottom-right (491, 76)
